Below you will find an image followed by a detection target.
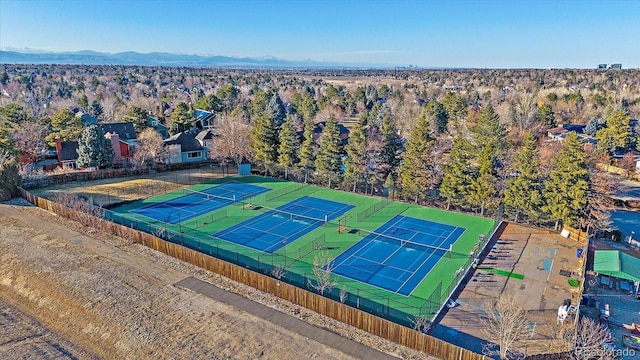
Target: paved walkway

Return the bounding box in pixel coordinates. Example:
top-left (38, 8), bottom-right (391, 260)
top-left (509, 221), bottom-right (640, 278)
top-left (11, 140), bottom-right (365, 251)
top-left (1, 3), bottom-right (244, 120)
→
top-left (175, 276), bottom-right (400, 360)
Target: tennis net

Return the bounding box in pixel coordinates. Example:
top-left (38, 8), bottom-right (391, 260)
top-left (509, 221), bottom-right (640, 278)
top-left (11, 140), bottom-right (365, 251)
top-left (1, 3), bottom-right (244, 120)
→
top-left (357, 228), bottom-right (453, 256)
top-left (183, 188), bottom-right (237, 203)
top-left (257, 205), bottom-right (328, 225)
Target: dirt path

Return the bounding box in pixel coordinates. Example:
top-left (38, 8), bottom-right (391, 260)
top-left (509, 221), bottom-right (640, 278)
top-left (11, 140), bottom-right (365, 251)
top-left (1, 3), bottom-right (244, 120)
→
top-left (0, 202), bottom-right (421, 359)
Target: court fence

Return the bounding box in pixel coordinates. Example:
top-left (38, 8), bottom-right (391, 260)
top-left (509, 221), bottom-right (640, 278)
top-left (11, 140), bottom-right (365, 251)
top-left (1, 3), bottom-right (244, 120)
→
top-left (18, 187), bottom-right (490, 360)
top-left (356, 198), bottom-right (390, 222)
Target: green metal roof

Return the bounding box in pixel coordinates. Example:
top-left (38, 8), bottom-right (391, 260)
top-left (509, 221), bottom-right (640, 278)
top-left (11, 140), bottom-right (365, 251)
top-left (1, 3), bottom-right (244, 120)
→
top-left (594, 250), bottom-right (640, 282)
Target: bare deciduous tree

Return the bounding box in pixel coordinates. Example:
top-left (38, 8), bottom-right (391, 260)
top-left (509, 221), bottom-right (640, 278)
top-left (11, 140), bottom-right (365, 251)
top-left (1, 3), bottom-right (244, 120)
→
top-left (270, 265), bottom-right (286, 280)
top-left (583, 168), bottom-right (618, 233)
top-left (549, 318), bottom-right (616, 360)
top-left (308, 251), bottom-right (337, 295)
top-left (480, 294), bottom-right (531, 359)
top-left (9, 121), bottom-right (49, 164)
top-left (209, 117), bottom-right (252, 165)
top-left (410, 316), bottom-right (430, 333)
top-left (571, 318), bottom-right (615, 360)
top-left (339, 287), bottom-right (348, 304)
top-left (132, 128), bottom-right (165, 168)
top-left (619, 152), bottom-right (638, 178)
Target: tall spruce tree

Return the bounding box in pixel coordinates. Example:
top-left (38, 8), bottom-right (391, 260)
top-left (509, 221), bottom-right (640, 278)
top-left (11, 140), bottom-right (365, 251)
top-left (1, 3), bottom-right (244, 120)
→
top-left (398, 111), bottom-right (436, 203)
top-left (467, 146), bottom-right (499, 216)
top-left (277, 115), bottom-right (299, 179)
top-left (315, 115), bottom-right (343, 188)
top-left (425, 100), bottom-right (449, 134)
top-left (471, 105), bottom-right (508, 159)
top-left (595, 109), bottom-right (632, 155)
top-left (123, 106), bottom-right (150, 132)
top-left (299, 117), bottom-right (316, 183)
top-left (45, 108), bottom-right (84, 146)
top-left (250, 90), bottom-right (281, 168)
top-left (543, 132), bottom-right (590, 229)
top-left (504, 133), bottom-right (543, 223)
top-left (169, 102), bottom-right (194, 135)
top-left (377, 111), bottom-right (402, 179)
top-left (442, 92), bottom-right (467, 134)
top-left (440, 136), bottom-right (473, 210)
top-left (344, 115), bottom-right (368, 192)
top-left (76, 125), bottom-right (114, 169)
top-left (268, 92), bottom-right (287, 125)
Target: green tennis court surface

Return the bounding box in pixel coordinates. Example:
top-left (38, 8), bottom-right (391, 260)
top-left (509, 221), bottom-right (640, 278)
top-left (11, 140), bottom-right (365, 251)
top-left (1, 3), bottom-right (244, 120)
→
top-left (107, 176), bottom-right (497, 327)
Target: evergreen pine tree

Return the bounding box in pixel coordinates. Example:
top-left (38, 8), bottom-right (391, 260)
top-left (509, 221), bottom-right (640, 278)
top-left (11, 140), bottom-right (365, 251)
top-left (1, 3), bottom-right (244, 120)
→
top-left (543, 132), bottom-right (589, 229)
top-left (169, 102), bottom-right (194, 135)
top-left (504, 133), bottom-right (543, 223)
top-left (249, 89), bottom-right (281, 169)
top-left (123, 106), bottom-right (150, 132)
top-left (425, 100), bottom-right (449, 134)
top-left (89, 100), bottom-right (103, 119)
top-left (45, 109), bottom-right (84, 146)
top-left (377, 111), bottom-right (402, 179)
top-left (467, 146), bottom-right (499, 216)
top-left (277, 115), bottom-right (299, 179)
top-left (299, 117), bottom-right (316, 183)
top-left (536, 103), bottom-right (556, 127)
top-left (397, 111), bottom-right (436, 203)
top-left (595, 109), bottom-right (632, 155)
top-left (442, 92), bottom-right (467, 134)
top-left (76, 125), bottom-right (114, 169)
top-left (383, 173), bottom-right (396, 199)
top-left (440, 136), bottom-right (473, 210)
top-left (471, 105), bottom-right (508, 159)
top-left (268, 92), bottom-right (286, 125)
top-left (344, 115), bottom-right (368, 192)
top-left (315, 115), bottom-right (343, 188)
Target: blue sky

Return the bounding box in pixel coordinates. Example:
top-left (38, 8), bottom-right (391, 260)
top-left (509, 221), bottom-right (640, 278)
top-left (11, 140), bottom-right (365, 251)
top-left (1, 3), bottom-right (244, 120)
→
top-left (1, 0), bottom-right (639, 68)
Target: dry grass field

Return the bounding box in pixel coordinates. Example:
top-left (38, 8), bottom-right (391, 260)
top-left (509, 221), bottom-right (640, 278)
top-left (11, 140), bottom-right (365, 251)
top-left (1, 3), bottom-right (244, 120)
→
top-left (0, 199), bottom-right (428, 359)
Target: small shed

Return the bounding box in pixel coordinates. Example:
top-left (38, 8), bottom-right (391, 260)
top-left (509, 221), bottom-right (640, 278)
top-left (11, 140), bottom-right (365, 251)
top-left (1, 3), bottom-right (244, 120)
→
top-left (593, 250), bottom-right (640, 282)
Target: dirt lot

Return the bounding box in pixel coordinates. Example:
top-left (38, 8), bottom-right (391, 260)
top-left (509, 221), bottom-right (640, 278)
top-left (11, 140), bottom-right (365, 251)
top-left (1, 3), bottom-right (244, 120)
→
top-left (432, 223), bottom-right (586, 355)
top-left (0, 200), bottom-right (424, 359)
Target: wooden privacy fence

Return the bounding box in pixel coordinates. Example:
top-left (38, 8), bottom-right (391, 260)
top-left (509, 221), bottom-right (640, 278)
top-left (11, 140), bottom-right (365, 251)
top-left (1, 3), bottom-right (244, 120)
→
top-left (18, 188), bottom-right (487, 360)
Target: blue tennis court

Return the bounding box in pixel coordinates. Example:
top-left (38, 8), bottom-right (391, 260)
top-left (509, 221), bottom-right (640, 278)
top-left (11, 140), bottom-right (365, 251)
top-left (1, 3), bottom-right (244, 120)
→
top-left (331, 215), bottom-right (466, 296)
top-left (131, 182), bottom-right (270, 225)
top-left (212, 196), bottom-right (354, 253)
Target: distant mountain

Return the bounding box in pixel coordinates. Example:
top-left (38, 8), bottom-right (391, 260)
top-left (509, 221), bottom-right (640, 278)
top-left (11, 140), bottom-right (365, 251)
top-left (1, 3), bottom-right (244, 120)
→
top-left (0, 49), bottom-right (393, 69)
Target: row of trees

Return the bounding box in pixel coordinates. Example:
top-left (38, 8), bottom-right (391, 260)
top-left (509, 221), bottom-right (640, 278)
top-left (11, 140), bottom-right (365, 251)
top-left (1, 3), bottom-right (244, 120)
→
top-left (241, 91), bottom-right (627, 229)
top-left (481, 294), bottom-right (615, 359)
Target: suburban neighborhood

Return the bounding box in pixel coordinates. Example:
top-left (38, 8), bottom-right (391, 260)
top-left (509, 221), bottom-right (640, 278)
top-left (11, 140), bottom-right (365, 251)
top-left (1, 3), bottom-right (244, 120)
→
top-left (1, 1), bottom-right (640, 359)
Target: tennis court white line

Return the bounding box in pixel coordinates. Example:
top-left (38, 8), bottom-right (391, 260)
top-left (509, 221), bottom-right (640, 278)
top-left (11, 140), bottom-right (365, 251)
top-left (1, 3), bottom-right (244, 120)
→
top-left (348, 253), bottom-right (417, 275)
top-left (395, 244), bottom-right (446, 294)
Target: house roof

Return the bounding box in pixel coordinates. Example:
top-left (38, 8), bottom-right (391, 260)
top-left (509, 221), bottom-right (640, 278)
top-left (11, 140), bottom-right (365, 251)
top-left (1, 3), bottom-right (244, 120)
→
top-left (196, 129), bottom-right (214, 141)
top-left (194, 109), bottom-right (215, 129)
top-left (99, 123), bottom-right (137, 140)
top-left (593, 250), bottom-right (640, 282)
top-left (59, 141), bottom-right (79, 161)
top-left (79, 113), bottom-right (98, 126)
top-left (195, 109), bottom-right (215, 121)
top-left (562, 124), bottom-right (586, 133)
top-left (164, 129), bottom-right (204, 152)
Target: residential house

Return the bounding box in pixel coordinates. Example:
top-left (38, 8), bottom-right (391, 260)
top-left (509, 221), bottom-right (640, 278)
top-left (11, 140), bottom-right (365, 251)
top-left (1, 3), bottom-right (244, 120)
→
top-left (79, 113), bottom-right (98, 126)
top-left (54, 137), bottom-right (79, 169)
top-left (163, 128), bottom-right (208, 164)
top-left (309, 121), bottom-right (350, 146)
top-left (195, 129), bottom-right (214, 150)
top-left (547, 124), bottom-right (589, 141)
top-left (99, 123), bottom-right (138, 164)
top-left (147, 116), bottom-right (170, 139)
top-left (194, 109), bottom-right (215, 130)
